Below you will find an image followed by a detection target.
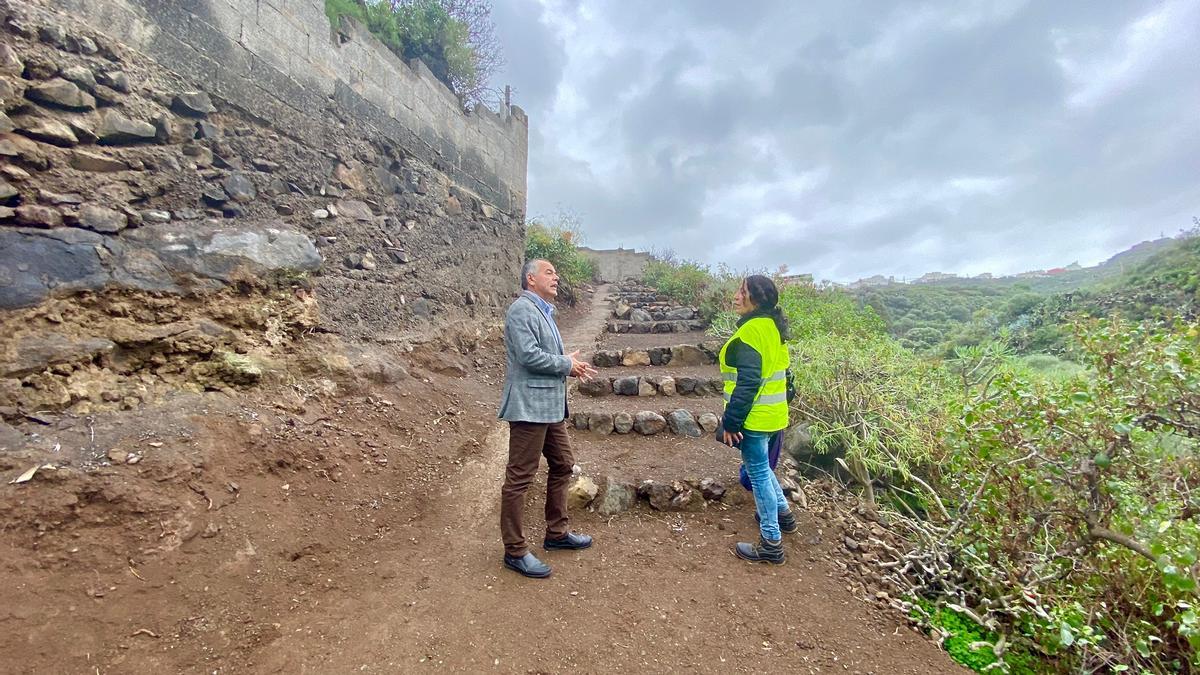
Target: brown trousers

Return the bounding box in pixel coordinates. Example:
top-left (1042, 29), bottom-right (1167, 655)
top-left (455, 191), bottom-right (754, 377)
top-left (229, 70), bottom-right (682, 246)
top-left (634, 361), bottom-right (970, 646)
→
top-left (500, 421), bottom-right (573, 557)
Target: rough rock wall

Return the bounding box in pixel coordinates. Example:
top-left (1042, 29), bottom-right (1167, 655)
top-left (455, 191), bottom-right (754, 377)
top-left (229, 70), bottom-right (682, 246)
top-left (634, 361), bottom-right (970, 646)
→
top-left (0, 0), bottom-right (529, 413)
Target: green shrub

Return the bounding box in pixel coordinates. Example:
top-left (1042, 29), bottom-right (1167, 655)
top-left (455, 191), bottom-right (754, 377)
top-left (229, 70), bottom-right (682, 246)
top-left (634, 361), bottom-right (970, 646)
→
top-left (938, 317), bottom-right (1200, 671)
top-left (325, 0), bottom-right (477, 99)
top-left (790, 332), bottom-right (956, 503)
top-left (524, 222), bottom-right (596, 301)
top-left (1015, 353), bottom-right (1085, 381)
top-left (909, 598), bottom-right (1040, 673)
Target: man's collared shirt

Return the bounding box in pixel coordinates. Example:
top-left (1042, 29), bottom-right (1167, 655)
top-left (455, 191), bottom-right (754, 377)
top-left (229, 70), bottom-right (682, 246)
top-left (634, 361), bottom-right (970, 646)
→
top-left (523, 290), bottom-right (564, 353)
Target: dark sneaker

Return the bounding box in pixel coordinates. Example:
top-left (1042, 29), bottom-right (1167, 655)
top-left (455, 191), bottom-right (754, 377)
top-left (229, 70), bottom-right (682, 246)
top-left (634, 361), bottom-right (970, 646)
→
top-left (543, 532), bottom-right (593, 550)
top-left (755, 510), bottom-right (800, 534)
top-left (503, 552), bottom-right (552, 578)
top-left (734, 537), bottom-right (785, 564)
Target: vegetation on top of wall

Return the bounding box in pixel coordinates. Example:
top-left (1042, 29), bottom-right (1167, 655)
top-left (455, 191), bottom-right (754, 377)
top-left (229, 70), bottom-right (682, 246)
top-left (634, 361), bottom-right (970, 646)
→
top-left (324, 0), bottom-right (503, 109)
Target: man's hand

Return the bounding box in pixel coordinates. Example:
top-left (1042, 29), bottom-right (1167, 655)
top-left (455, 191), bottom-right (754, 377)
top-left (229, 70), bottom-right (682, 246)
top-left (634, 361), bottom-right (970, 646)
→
top-left (568, 350), bottom-right (598, 381)
top-left (722, 430), bottom-right (743, 447)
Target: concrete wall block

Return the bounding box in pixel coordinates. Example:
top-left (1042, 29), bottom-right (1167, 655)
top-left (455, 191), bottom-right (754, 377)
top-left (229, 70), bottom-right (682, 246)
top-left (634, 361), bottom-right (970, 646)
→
top-left (254, 0), bottom-right (307, 46)
top-left (184, 12), bottom-right (252, 77)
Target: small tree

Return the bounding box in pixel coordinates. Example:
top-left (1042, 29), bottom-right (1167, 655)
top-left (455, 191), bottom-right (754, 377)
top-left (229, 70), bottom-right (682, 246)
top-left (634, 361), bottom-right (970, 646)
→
top-left (327, 0), bottom-right (503, 109)
top-left (391, 0), bottom-right (503, 108)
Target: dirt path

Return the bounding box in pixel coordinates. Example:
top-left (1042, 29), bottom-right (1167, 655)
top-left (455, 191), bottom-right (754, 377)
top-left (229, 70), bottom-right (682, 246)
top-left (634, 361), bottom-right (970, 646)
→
top-left (248, 286), bottom-right (964, 673)
top-left (0, 285), bottom-right (965, 674)
top-left (560, 283), bottom-right (614, 355)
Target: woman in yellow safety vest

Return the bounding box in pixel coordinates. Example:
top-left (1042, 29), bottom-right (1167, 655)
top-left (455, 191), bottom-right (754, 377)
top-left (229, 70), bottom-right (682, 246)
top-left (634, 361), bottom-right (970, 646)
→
top-left (719, 275), bottom-right (795, 564)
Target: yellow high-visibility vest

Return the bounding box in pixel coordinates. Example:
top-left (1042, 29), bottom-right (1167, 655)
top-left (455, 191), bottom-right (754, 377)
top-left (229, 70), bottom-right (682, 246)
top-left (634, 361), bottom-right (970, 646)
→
top-left (718, 316), bottom-right (790, 432)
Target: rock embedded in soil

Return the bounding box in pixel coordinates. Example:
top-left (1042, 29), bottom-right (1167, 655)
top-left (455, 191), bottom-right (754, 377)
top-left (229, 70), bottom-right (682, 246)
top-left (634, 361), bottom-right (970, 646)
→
top-left (666, 410), bottom-right (702, 437)
top-left (567, 475), bottom-right (599, 510)
top-left (613, 411), bottom-right (633, 434)
top-left (621, 349), bottom-right (651, 367)
top-left (670, 345), bottom-right (711, 366)
top-left (73, 204), bottom-right (127, 233)
top-left (0, 44), bottom-right (22, 77)
top-left (337, 199), bottom-right (374, 221)
top-left (699, 478), bottom-right (726, 501)
top-left (594, 477), bottom-right (637, 515)
top-left (172, 91), bottom-right (216, 117)
top-left (27, 78), bottom-right (95, 109)
top-left (222, 172), bottom-right (257, 202)
top-left (578, 377), bottom-right (610, 396)
top-left (14, 115), bottom-right (78, 146)
top-left (588, 412), bottom-right (614, 435)
top-left (613, 376), bottom-right (639, 396)
top-left (15, 204), bottom-right (62, 227)
top-left (670, 487), bottom-right (705, 512)
top-left (592, 350), bottom-right (621, 367)
top-left (97, 70), bottom-right (130, 93)
top-left (60, 65), bottom-right (96, 91)
top-left (153, 113), bottom-right (192, 144)
top-left (638, 480), bottom-right (674, 511)
top-left (634, 411), bottom-right (667, 435)
top-left (195, 120), bottom-right (220, 139)
top-left (68, 149), bottom-right (126, 172)
top-left (98, 112), bottom-right (156, 144)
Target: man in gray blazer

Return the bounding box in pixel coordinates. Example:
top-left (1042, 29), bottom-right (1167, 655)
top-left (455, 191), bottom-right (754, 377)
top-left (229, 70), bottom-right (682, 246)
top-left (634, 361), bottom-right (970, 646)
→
top-left (499, 258), bottom-right (597, 578)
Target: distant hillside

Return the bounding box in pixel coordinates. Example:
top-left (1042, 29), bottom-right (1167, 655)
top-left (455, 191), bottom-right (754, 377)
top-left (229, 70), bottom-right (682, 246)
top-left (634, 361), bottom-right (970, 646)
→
top-left (851, 234), bottom-right (1198, 354)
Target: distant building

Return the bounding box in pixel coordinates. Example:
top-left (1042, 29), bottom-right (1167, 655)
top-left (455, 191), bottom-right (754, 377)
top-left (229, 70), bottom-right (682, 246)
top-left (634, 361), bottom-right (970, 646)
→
top-left (912, 272), bottom-right (958, 284)
top-left (777, 273), bottom-right (814, 287)
top-left (975, 272), bottom-right (994, 280)
top-left (848, 274), bottom-right (894, 289)
top-left (1065, 262), bottom-right (1083, 271)
top-left (1047, 267), bottom-right (1068, 275)
top-left (1015, 270), bottom-right (1048, 279)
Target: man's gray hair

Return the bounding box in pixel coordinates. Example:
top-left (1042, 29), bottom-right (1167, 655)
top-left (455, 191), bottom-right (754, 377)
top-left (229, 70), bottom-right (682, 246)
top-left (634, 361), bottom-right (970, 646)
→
top-left (520, 259), bottom-right (548, 290)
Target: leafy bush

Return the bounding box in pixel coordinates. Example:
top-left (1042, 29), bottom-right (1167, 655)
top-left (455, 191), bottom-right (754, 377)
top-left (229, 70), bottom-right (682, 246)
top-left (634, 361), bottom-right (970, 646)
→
top-left (707, 278), bottom-right (886, 341)
top-left (643, 259), bottom-right (715, 306)
top-left (524, 222), bottom-right (596, 303)
top-left (1014, 353), bottom-right (1085, 381)
top-left (909, 598), bottom-right (1040, 673)
top-left (928, 318), bottom-right (1200, 671)
top-left (789, 332), bottom-right (956, 506)
top-left (325, 0), bottom-right (497, 107)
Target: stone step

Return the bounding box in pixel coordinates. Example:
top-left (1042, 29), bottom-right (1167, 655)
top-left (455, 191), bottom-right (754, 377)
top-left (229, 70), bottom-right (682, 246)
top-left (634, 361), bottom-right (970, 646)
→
top-left (590, 343), bottom-right (718, 367)
top-left (569, 407), bottom-right (721, 438)
top-left (606, 319), bottom-right (705, 334)
top-left (568, 473), bottom-right (737, 515)
top-left (576, 373), bottom-right (723, 397)
top-left (609, 292), bottom-right (662, 303)
top-left (611, 306), bottom-right (698, 322)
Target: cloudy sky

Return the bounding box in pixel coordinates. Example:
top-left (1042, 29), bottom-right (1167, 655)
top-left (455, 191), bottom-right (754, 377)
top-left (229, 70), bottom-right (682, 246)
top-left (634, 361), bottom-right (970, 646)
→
top-left (490, 0), bottom-right (1200, 282)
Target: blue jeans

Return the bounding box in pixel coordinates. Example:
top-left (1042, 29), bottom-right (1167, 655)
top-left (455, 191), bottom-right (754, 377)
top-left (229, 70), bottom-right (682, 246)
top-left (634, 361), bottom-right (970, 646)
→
top-left (740, 430), bottom-right (789, 541)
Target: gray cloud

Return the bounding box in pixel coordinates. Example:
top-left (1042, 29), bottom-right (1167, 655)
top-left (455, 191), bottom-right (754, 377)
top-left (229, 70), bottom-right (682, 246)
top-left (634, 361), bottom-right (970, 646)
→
top-left (492, 0), bottom-right (1200, 281)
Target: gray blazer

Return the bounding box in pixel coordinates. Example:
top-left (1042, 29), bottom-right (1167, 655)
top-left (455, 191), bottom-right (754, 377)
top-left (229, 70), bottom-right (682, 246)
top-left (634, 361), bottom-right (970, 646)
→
top-left (498, 292), bottom-right (572, 423)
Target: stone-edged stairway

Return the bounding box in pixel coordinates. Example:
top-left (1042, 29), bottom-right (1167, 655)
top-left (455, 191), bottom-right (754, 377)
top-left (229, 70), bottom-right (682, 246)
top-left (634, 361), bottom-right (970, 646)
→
top-left (563, 281), bottom-right (760, 518)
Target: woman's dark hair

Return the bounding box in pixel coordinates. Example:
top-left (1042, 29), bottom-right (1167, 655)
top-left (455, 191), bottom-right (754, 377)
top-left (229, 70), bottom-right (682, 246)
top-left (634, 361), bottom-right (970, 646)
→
top-left (744, 274), bottom-right (789, 341)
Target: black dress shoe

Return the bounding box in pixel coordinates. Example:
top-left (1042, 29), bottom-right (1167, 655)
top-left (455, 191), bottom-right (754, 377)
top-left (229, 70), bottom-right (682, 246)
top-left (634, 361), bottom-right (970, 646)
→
top-left (543, 532), bottom-right (593, 550)
top-left (503, 552), bottom-right (552, 578)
